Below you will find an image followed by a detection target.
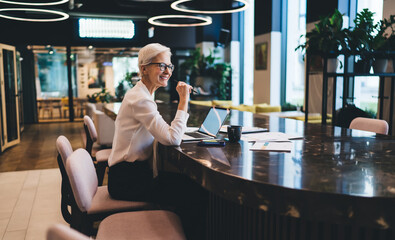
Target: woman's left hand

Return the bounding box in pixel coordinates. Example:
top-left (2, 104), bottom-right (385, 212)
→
top-left (176, 81), bottom-right (193, 102)
top-left (176, 81), bottom-right (192, 112)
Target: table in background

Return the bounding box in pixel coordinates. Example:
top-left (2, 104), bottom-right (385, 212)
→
top-left (105, 103), bottom-right (395, 239)
top-left (36, 98), bottom-right (62, 119)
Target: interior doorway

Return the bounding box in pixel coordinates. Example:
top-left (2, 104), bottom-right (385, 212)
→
top-left (0, 43), bottom-right (20, 152)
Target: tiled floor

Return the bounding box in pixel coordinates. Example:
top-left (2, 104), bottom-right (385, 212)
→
top-left (0, 121), bottom-right (86, 240)
top-left (0, 169), bottom-right (66, 240)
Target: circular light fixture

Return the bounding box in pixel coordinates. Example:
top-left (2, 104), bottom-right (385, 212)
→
top-left (0, 0), bottom-right (69, 6)
top-left (0, 8), bottom-right (69, 22)
top-left (171, 0), bottom-right (249, 14)
top-left (148, 15), bottom-right (212, 27)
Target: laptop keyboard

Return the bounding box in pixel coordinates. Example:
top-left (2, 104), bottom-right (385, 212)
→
top-left (185, 132), bottom-right (209, 138)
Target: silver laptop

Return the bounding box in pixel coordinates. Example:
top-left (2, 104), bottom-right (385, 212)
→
top-left (183, 108), bottom-right (229, 141)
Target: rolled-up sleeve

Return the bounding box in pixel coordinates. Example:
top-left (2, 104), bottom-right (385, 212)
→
top-left (134, 99), bottom-right (189, 146)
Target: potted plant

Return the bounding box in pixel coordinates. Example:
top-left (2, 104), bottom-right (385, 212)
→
top-left (295, 9), bottom-right (348, 72)
top-left (372, 20), bottom-right (389, 73)
top-left (348, 9), bottom-right (377, 73)
top-left (87, 88), bottom-right (113, 109)
top-left (180, 48), bottom-right (232, 100)
top-left (372, 15), bottom-right (395, 73)
top-left (386, 15), bottom-right (395, 71)
top-left (213, 62), bottom-right (232, 100)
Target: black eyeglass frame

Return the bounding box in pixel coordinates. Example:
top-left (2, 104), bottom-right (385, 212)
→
top-left (147, 62), bottom-right (175, 72)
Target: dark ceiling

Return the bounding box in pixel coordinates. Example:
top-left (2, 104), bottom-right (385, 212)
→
top-left (0, 0), bottom-right (184, 46)
top-left (0, 0), bottom-right (243, 20)
top-left (67, 0), bottom-right (174, 19)
top-left (0, 0), bottom-right (234, 47)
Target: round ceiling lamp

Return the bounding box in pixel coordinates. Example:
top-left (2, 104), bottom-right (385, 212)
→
top-left (0, 0), bottom-right (69, 6)
top-left (0, 8), bottom-right (69, 22)
top-left (171, 0), bottom-right (249, 14)
top-left (148, 15), bottom-right (212, 27)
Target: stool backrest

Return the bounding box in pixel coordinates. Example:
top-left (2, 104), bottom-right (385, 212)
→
top-left (55, 135), bottom-right (75, 223)
top-left (349, 117), bottom-right (389, 135)
top-left (56, 135), bottom-right (73, 166)
top-left (66, 148), bottom-right (98, 212)
top-left (83, 115), bottom-right (97, 155)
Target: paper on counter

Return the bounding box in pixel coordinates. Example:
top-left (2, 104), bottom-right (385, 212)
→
top-left (220, 125), bottom-right (268, 134)
top-left (241, 132), bottom-right (292, 142)
top-left (250, 141), bottom-right (293, 152)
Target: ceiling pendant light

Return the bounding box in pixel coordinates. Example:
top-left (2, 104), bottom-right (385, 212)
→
top-left (0, 0), bottom-right (69, 6)
top-left (0, 8), bottom-right (69, 22)
top-left (148, 14), bottom-right (212, 27)
top-left (171, 0), bottom-right (249, 14)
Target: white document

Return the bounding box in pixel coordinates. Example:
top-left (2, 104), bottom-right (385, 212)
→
top-left (241, 132), bottom-right (291, 142)
top-left (220, 125), bottom-right (268, 134)
top-left (250, 141), bottom-right (293, 152)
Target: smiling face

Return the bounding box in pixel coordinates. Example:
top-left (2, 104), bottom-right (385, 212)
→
top-left (141, 51), bottom-right (172, 93)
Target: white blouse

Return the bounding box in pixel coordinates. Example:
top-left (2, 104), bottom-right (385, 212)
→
top-left (108, 81), bottom-right (189, 167)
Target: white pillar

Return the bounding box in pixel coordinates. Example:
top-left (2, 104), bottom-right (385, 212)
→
top-left (243, 0), bottom-right (255, 105)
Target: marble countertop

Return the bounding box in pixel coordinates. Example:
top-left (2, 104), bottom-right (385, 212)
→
top-left (160, 106), bottom-right (395, 229)
top-left (106, 102), bottom-right (395, 228)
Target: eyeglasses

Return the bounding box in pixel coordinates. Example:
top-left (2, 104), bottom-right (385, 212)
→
top-left (148, 62), bottom-right (175, 72)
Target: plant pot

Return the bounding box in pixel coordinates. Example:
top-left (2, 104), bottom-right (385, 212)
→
top-left (354, 59), bottom-right (373, 73)
top-left (95, 102), bottom-right (104, 111)
top-left (326, 58), bottom-right (338, 72)
top-left (373, 59), bottom-right (389, 73)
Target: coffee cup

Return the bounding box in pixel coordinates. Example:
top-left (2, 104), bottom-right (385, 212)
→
top-left (227, 125), bottom-right (242, 142)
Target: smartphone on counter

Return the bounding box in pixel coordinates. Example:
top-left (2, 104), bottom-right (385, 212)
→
top-left (197, 139), bottom-right (226, 147)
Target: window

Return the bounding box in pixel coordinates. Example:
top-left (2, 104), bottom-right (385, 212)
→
top-left (285, 0), bottom-right (306, 107)
top-left (36, 51), bottom-right (77, 98)
top-left (112, 56), bottom-right (139, 90)
top-left (353, 0), bottom-right (384, 116)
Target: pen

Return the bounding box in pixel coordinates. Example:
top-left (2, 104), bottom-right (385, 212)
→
top-left (172, 79), bottom-right (199, 94)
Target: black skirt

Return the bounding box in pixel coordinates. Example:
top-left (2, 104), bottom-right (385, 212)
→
top-left (108, 160), bottom-right (154, 201)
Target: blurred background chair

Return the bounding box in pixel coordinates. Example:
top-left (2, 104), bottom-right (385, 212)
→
top-left (334, 103), bottom-right (369, 128)
top-left (230, 104), bottom-right (256, 113)
top-left (255, 103), bottom-right (282, 113)
top-left (62, 97), bottom-right (86, 119)
top-left (349, 117), bottom-right (389, 135)
top-left (61, 97), bottom-right (70, 118)
top-left (212, 100), bottom-right (233, 108)
top-left (189, 100), bottom-right (213, 107)
top-left (85, 103), bottom-right (115, 146)
top-left (66, 148), bottom-right (154, 235)
top-left (83, 115), bottom-right (112, 186)
top-left (37, 99), bottom-right (53, 119)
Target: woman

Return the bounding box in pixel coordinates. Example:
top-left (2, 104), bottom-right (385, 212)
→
top-left (108, 43), bottom-right (192, 201)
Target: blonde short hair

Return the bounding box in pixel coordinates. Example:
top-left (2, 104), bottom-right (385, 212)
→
top-left (138, 43), bottom-right (171, 75)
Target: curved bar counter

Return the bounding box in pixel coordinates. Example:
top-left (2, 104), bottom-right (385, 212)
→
top-left (106, 103), bottom-right (395, 239)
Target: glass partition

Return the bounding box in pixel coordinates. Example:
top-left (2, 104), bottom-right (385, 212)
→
top-left (36, 51), bottom-right (76, 98)
top-left (31, 45), bottom-right (140, 122)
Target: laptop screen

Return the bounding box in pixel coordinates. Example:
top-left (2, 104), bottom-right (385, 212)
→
top-left (198, 108), bottom-right (229, 137)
